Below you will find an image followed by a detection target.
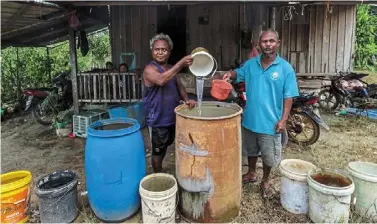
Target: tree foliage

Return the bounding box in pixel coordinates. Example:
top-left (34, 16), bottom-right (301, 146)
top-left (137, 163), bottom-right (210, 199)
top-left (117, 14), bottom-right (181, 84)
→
top-left (355, 4), bottom-right (377, 69)
top-left (1, 29), bottom-right (111, 103)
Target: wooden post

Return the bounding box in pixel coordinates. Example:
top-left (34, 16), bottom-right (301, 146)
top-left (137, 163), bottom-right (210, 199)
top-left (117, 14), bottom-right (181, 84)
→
top-left (270, 7), bottom-right (277, 30)
top-left (68, 28), bottom-right (79, 114)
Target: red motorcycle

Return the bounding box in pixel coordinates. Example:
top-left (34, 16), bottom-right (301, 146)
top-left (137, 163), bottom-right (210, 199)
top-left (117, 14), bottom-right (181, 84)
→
top-left (23, 72), bottom-right (72, 125)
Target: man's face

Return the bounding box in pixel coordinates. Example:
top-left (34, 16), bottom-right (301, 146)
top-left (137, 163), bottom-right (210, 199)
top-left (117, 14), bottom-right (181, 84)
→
top-left (259, 32), bottom-right (280, 55)
top-left (152, 40), bottom-right (170, 64)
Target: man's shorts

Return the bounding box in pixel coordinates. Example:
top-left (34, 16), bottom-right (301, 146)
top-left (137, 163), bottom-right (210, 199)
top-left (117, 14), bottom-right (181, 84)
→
top-left (242, 127), bottom-right (282, 168)
top-left (148, 126), bottom-right (175, 156)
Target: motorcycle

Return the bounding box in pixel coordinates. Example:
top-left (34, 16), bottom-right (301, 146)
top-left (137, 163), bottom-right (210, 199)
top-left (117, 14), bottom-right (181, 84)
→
top-left (287, 93), bottom-right (330, 146)
top-left (23, 71), bottom-right (73, 125)
top-left (318, 71), bottom-right (375, 111)
top-left (227, 80), bottom-right (329, 146)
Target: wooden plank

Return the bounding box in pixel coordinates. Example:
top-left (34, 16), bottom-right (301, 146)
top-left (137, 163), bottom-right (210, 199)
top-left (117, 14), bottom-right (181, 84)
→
top-left (132, 75), bottom-right (137, 100)
top-left (350, 5), bottom-right (357, 71)
top-left (314, 5), bottom-right (323, 73)
top-left (83, 75), bottom-right (88, 99)
top-left (122, 74), bottom-right (126, 100)
top-left (343, 5), bottom-right (354, 71)
top-left (308, 6), bottom-right (316, 73)
top-left (93, 74), bottom-right (97, 99)
top-left (336, 6), bottom-right (346, 72)
top-left (68, 28), bottom-right (79, 114)
top-left (328, 6), bottom-right (338, 73)
top-left (112, 75), bottom-right (117, 100)
top-left (299, 52), bottom-right (306, 73)
top-left (321, 6), bottom-right (330, 73)
top-left (290, 52), bottom-right (297, 71)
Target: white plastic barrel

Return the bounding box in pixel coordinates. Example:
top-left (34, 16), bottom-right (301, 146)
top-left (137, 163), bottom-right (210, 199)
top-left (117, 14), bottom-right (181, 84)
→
top-left (347, 161), bottom-right (377, 222)
top-left (279, 159), bottom-right (317, 214)
top-left (139, 173), bottom-right (178, 223)
top-left (307, 168), bottom-right (355, 223)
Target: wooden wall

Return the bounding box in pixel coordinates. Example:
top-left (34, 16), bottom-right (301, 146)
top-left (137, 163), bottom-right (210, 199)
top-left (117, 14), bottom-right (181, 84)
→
top-left (110, 5), bottom-right (157, 69)
top-left (109, 3), bottom-right (356, 74)
top-left (276, 5), bottom-right (357, 74)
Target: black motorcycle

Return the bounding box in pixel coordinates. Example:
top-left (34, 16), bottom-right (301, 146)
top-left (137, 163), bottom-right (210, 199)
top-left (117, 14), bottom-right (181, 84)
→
top-left (318, 71), bottom-right (374, 111)
top-left (23, 71), bottom-right (73, 125)
top-left (287, 93), bottom-right (330, 146)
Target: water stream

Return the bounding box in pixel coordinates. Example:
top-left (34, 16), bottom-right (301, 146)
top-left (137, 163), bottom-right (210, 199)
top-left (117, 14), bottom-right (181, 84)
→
top-left (196, 78), bottom-right (205, 116)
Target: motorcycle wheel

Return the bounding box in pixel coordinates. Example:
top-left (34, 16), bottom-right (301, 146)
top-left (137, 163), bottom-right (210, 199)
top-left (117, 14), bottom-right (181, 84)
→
top-left (287, 111), bottom-right (320, 146)
top-left (318, 89), bottom-right (339, 111)
top-left (32, 100), bottom-right (54, 125)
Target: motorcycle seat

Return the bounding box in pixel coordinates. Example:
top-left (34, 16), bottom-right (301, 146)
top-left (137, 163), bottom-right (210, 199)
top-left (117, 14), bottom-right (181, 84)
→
top-left (24, 87), bottom-right (55, 92)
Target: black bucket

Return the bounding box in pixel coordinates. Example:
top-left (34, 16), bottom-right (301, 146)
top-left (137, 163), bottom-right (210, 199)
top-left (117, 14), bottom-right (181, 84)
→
top-left (35, 170), bottom-right (78, 223)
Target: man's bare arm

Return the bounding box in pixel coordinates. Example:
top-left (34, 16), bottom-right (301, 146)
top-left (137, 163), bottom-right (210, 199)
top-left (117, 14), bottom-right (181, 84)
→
top-left (281, 98), bottom-right (293, 121)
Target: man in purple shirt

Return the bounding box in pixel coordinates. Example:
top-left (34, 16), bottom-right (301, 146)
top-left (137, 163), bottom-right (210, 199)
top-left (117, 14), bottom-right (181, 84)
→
top-left (143, 33), bottom-right (196, 173)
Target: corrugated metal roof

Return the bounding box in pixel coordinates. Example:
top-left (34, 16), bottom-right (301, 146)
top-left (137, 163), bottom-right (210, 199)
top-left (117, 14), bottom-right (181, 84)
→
top-left (1, 1), bottom-right (107, 49)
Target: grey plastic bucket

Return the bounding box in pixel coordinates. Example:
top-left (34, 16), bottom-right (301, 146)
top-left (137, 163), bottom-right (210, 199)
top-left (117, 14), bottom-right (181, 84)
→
top-left (35, 170), bottom-right (78, 223)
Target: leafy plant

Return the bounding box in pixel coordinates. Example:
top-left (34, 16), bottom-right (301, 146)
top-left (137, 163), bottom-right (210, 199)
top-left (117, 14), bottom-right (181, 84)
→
top-left (1, 29), bottom-right (111, 104)
top-left (355, 4), bottom-right (377, 70)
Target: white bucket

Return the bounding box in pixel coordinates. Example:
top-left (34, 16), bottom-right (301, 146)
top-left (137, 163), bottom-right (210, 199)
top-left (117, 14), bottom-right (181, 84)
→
top-left (139, 173), bottom-right (178, 223)
top-left (279, 159), bottom-right (317, 214)
top-left (307, 168), bottom-right (355, 223)
top-left (189, 49), bottom-right (217, 78)
top-left (347, 161), bottom-right (377, 222)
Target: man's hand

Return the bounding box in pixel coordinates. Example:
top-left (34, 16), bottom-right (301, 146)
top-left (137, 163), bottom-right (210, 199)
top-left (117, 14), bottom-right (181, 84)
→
top-left (179, 55), bottom-right (193, 67)
top-left (185, 100), bottom-right (197, 109)
top-left (275, 119), bottom-right (287, 133)
top-left (222, 72), bottom-right (232, 81)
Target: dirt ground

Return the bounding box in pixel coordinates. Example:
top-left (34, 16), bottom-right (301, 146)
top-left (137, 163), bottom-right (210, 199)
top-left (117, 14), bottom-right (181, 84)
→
top-left (1, 111), bottom-right (377, 223)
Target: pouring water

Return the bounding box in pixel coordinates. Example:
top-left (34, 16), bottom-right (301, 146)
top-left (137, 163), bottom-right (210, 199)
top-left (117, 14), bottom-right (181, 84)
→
top-left (188, 47), bottom-right (218, 117)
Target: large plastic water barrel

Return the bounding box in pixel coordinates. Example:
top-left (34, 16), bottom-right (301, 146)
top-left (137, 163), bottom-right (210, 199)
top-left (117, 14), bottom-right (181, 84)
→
top-left (107, 102), bottom-right (145, 128)
top-left (174, 101), bottom-right (243, 223)
top-left (85, 118), bottom-right (146, 222)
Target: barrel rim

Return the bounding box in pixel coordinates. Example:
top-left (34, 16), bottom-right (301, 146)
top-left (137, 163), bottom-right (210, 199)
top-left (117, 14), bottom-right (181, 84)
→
top-left (35, 169), bottom-right (78, 196)
top-left (88, 118), bottom-right (140, 137)
top-left (108, 101), bottom-right (143, 109)
top-left (307, 168), bottom-right (355, 195)
top-left (279, 159), bottom-right (317, 182)
top-left (139, 173), bottom-right (178, 201)
top-left (174, 101), bottom-right (243, 120)
top-left (1, 170), bottom-right (32, 194)
top-left (347, 161), bottom-right (377, 182)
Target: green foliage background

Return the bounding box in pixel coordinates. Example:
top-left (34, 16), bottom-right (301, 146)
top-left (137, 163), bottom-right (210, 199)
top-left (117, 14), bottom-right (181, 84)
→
top-left (355, 4), bottom-right (377, 70)
top-left (1, 29), bottom-right (111, 103)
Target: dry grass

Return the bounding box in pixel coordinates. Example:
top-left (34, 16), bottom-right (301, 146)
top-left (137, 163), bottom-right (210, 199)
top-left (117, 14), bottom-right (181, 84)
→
top-left (2, 112), bottom-right (377, 223)
top-left (356, 69), bottom-right (377, 84)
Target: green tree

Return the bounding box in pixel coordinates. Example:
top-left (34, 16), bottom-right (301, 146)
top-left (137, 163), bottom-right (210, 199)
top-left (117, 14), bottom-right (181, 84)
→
top-left (1, 29), bottom-right (111, 103)
top-left (355, 4), bottom-right (377, 69)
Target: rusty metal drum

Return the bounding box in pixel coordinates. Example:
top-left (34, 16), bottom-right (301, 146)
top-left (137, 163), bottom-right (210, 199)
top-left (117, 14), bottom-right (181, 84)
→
top-left (174, 101), bottom-right (243, 222)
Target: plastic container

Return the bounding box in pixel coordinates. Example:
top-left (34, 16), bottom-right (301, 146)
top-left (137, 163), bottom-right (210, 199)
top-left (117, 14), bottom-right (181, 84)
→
top-left (210, 79), bottom-right (233, 100)
top-left (307, 168), bottom-right (355, 223)
top-left (139, 173), bottom-right (178, 223)
top-left (1, 170), bottom-right (32, 223)
top-left (107, 102), bottom-right (145, 128)
top-left (35, 170), bottom-right (78, 223)
top-left (189, 47), bottom-right (217, 79)
top-left (85, 118), bottom-right (146, 222)
top-left (279, 159), bottom-right (316, 214)
top-left (347, 161), bottom-right (377, 222)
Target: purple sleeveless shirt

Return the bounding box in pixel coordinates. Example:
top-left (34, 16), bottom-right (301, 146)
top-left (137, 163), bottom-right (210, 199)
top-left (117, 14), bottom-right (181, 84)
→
top-left (143, 61), bottom-right (181, 127)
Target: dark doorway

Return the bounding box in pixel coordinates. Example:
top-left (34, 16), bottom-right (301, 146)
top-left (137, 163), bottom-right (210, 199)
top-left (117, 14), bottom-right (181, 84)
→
top-left (157, 5), bottom-right (187, 66)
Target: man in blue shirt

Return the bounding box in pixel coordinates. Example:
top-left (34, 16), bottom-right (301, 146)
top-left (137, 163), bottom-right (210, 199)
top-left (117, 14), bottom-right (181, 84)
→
top-left (223, 29), bottom-right (299, 199)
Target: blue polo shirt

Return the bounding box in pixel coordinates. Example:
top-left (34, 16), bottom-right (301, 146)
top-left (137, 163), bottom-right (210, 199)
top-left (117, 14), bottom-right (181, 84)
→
top-left (235, 54), bottom-right (299, 135)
